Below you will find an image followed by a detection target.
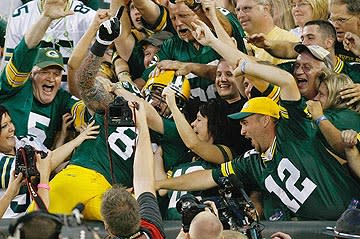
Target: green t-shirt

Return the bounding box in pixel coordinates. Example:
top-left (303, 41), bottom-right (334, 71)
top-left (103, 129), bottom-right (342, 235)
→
top-left (0, 39), bottom-right (79, 148)
top-left (70, 114), bottom-right (137, 187)
top-left (213, 99), bottom-right (360, 220)
top-left (166, 143), bottom-right (233, 220)
top-left (335, 41), bottom-right (360, 63)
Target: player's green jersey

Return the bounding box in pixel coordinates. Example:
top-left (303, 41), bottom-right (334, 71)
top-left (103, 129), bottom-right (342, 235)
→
top-left (151, 118), bottom-right (190, 171)
top-left (166, 160), bottom-right (217, 220)
top-left (70, 113), bottom-right (137, 187)
top-left (335, 41), bottom-right (360, 63)
top-left (0, 39), bottom-right (81, 148)
top-left (213, 99), bottom-right (360, 220)
top-left (0, 153), bottom-right (30, 218)
top-left (320, 108), bottom-right (360, 152)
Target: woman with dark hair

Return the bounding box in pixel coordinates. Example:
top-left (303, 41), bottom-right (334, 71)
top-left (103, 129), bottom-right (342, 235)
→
top-left (0, 105), bottom-right (99, 218)
top-left (154, 87), bottom-right (235, 220)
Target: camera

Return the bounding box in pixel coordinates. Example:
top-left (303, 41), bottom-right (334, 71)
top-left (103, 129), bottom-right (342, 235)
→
top-left (15, 138), bottom-right (48, 179)
top-left (217, 176), bottom-right (263, 239)
top-left (176, 194), bottom-right (210, 233)
top-left (108, 96), bottom-right (135, 127)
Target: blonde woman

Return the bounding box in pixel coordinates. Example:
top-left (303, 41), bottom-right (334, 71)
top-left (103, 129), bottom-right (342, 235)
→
top-left (290, 0), bottom-right (328, 37)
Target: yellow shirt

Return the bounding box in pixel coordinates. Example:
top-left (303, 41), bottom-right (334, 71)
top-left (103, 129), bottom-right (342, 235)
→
top-left (248, 26), bottom-right (300, 65)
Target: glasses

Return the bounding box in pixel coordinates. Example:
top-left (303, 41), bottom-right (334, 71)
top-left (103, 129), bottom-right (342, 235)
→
top-left (328, 16), bottom-right (354, 24)
top-left (290, 2), bottom-right (310, 8)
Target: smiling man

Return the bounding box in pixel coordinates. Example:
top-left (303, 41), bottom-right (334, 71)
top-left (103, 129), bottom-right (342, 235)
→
top-left (0, 45), bottom-right (84, 148)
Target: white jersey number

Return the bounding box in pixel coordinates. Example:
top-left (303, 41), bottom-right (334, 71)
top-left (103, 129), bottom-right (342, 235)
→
top-left (108, 127), bottom-right (136, 160)
top-left (264, 158), bottom-right (317, 213)
top-left (168, 166), bottom-right (205, 209)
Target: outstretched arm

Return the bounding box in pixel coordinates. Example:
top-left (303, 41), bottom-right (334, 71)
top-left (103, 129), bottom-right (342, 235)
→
top-left (25, 0), bottom-right (74, 49)
top-left (156, 169), bottom-right (217, 191)
top-left (162, 87), bottom-right (229, 164)
top-left (132, 0), bottom-right (161, 26)
top-left (68, 9), bottom-right (111, 97)
top-left (0, 172), bottom-right (23, 218)
top-left (247, 33), bottom-right (298, 59)
top-left (132, 101), bottom-right (157, 198)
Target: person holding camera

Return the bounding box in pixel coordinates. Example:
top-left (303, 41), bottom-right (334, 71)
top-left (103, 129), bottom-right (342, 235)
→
top-left (100, 101), bottom-right (165, 239)
top-left (0, 102), bottom-right (98, 218)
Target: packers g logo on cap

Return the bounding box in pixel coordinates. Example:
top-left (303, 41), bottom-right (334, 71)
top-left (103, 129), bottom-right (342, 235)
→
top-left (45, 50), bottom-right (61, 58)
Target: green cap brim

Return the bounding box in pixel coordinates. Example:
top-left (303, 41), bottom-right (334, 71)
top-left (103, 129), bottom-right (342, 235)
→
top-left (227, 112), bottom-right (254, 120)
top-left (36, 61), bottom-right (64, 70)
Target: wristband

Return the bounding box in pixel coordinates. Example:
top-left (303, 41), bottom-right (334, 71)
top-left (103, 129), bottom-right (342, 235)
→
top-left (315, 115), bottom-right (328, 125)
top-left (117, 71), bottom-right (131, 79)
top-left (90, 40), bottom-right (108, 57)
top-left (37, 183), bottom-right (50, 191)
top-left (240, 59), bottom-right (248, 74)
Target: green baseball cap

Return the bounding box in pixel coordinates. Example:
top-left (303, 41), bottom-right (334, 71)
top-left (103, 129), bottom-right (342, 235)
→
top-left (34, 48), bottom-right (64, 70)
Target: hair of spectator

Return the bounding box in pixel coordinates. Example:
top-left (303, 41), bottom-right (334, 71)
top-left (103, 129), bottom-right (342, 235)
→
top-left (330, 0), bottom-right (360, 14)
top-left (304, 20), bottom-right (337, 47)
top-left (0, 105), bottom-right (9, 133)
top-left (306, 0), bottom-right (329, 21)
top-left (19, 216), bottom-right (59, 239)
top-left (198, 99), bottom-right (230, 145)
top-left (318, 71), bottom-right (360, 112)
top-left (270, 0), bottom-right (295, 30)
top-left (101, 185), bottom-right (141, 237)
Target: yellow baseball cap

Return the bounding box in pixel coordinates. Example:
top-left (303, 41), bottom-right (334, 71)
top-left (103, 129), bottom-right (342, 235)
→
top-left (228, 97), bottom-right (280, 120)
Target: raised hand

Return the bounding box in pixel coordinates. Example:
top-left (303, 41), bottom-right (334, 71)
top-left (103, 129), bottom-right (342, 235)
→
top-left (340, 83), bottom-right (360, 105)
top-left (341, 129), bottom-right (358, 148)
top-left (247, 33), bottom-right (270, 49)
top-left (191, 19), bottom-right (216, 46)
top-left (343, 32), bottom-right (360, 57)
top-left (73, 120), bottom-right (100, 147)
top-left (42, 0), bottom-right (74, 20)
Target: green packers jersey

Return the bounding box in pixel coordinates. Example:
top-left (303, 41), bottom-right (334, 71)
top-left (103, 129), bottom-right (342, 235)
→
top-left (166, 159), bottom-right (219, 220)
top-left (213, 99), bottom-right (360, 220)
top-left (335, 41), bottom-right (360, 63)
top-left (0, 39), bottom-right (80, 148)
top-left (151, 118), bottom-right (191, 171)
top-left (70, 113), bottom-right (137, 187)
top-left (128, 39), bottom-right (146, 80)
top-left (319, 108), bottom-right (360, 152)
top-left (0, 152), bottom-right (30, 218)
top-left (333, 57), bottom-right (360, 83)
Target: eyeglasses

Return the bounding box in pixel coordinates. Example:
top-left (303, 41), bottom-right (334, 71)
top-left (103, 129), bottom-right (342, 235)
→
top-left (290, 2), bottom-right (310, 8)
top-left (328, 16), bottom-right (354, 24)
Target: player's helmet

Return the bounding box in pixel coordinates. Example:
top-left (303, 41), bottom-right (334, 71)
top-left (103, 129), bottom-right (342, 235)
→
top-left (143, 70), bottom-right (190, 116)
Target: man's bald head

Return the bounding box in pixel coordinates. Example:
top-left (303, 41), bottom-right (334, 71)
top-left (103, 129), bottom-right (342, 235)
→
top-left (189, 211), bottom-right (223, 239)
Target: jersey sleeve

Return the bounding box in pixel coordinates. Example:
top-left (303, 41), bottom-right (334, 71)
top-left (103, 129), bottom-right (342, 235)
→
top-left (212, 151), bottom-right (257, 188)
top-left (141, 4), bottom-right (175, 34)
top-left (138, 192), bottom-right (166, 238)
top-left (0, 154), bottom-right (15, 190)
top-left (277, 98), bottom-right (314, 139)
top-left (0, 38), bottom-right (38, 98)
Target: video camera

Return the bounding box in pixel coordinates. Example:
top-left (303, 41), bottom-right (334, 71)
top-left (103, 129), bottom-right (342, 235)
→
top-left (15, 137), bottom-right (48, 179)
top-left (176, 175), bottom-right (263, 239)
top-left (176, 194), bottom-right (211, 233)
top-left (108, 96), bottom-right (135, 127)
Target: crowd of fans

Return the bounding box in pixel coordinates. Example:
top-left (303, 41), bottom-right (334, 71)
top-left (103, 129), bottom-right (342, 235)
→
top-left (0, 0), bottom-right (360, 238)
